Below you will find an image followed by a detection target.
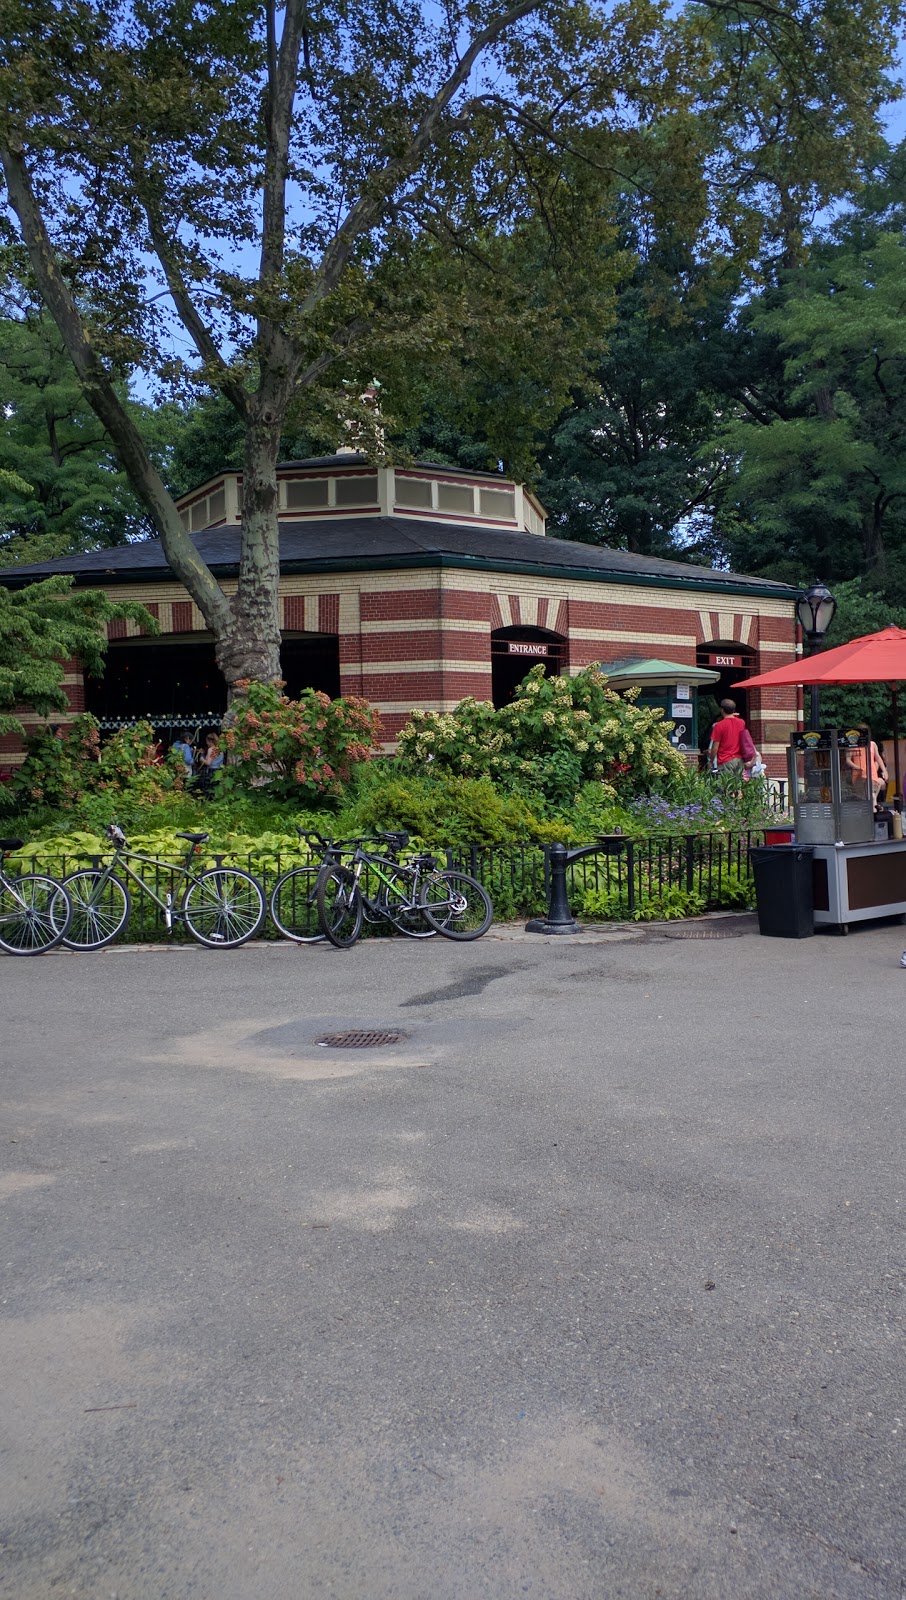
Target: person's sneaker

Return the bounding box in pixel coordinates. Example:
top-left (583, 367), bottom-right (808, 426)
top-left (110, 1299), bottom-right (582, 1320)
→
top-left (900, 950), bottom-right (906, 968)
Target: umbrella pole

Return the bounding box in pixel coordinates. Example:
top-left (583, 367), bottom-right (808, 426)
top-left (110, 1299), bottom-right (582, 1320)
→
top-left (893, 687), bottom-right (901, 803)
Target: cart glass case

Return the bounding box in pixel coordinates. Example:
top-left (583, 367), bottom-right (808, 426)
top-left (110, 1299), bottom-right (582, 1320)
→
top-left (788, 729), bottom-right (875, 845)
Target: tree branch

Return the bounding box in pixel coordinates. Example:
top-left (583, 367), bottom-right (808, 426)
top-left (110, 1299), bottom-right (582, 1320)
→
top-left (261, 0), bottom-right (306, 288)
top-left (0, 142), bottom-right (232, 635)
top-left (304, 0), bottom-right (542, 309)
top-left (293, 315), bottom-right (372, 391)
top-left (143, 202), bottom-right (250, 420)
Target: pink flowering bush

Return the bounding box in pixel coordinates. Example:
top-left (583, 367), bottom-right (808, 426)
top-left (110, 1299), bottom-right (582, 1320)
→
top-left (12, 713), bottom-right (101, 809)
top-left (220, 681), bottom-right (381, 799)
top-left (11, 713), bottom-right (181, 813)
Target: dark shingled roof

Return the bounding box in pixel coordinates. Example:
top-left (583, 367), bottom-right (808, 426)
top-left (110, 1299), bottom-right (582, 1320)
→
top-left (0, 516), bottom-right (795, 596)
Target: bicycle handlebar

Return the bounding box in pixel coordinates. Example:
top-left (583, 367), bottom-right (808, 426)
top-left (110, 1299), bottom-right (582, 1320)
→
top-left (297, 829), bottom-right (410, 854)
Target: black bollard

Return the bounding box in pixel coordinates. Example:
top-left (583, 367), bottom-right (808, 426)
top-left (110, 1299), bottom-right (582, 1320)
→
top-left (525, 841), bottom-right (581, 935)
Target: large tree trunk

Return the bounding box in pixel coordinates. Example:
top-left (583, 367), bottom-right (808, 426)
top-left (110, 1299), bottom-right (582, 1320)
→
top-left (863, 496), bottom-right (886, 573)
top-left (217, 400), bottom-right (284, 695)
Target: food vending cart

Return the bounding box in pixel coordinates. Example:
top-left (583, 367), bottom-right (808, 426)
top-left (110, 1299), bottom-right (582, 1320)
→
top-left (788, 729), bottom-right (906, 929)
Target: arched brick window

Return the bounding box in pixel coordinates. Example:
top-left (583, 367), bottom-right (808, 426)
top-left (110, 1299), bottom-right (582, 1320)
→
top-left (491, 626), bottom-right (567, 709)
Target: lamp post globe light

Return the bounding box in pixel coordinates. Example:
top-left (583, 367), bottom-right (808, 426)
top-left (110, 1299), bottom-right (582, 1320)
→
top-left (796, 580), bottom-right (837, 731)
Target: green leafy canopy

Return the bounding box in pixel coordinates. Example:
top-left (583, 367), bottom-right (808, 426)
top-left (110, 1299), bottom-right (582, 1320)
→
top-left (0, 576), bottom-right (157, 735)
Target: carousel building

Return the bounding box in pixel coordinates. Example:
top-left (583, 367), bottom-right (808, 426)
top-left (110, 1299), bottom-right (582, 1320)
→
top-left (0, 454), bottom-right (801, 773)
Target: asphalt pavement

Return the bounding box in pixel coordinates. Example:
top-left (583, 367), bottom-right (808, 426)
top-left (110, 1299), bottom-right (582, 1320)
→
top-left (2, 919), bottom-right (905, 1599)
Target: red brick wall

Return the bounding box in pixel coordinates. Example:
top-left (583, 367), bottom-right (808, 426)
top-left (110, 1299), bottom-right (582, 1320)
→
top-left (284, 595), bottom-right (306, 630)
top-left (0, 576), bottom-right (799, 783)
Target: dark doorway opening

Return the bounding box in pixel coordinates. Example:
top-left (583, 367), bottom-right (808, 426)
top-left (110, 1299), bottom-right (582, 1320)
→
top-left (84, 631), bottom-right (342, 727)
top-left (84, 637), bottom-right (225, 726)
top-left (696, 643), bottom-right (756, 753)
top-left (491, 627), bottom-right (567, 709)
top-left (280, 633), bottom-right (341, 699)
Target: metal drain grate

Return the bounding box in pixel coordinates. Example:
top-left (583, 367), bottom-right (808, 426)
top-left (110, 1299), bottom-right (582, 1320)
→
top-left (662, 925), bottom-right (749, 940)
top-left (317, 1029), bottom-right (408, 1048)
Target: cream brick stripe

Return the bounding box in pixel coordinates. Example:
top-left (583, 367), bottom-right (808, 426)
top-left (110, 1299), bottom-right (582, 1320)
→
top-left (359, 617), bottom-right (489, 634)
top-left (360, 659), bottom-right (492, 675)
top-left (371, 700), bottom-right (468, 714)
top-left (11, 714), bottom-right (76, 726)
top-left (573, 630), bottom-right (697, 648)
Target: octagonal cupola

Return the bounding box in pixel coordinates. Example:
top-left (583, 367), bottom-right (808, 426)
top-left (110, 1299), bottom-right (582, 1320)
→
top-left (176, 454), bottom-right (546, 537)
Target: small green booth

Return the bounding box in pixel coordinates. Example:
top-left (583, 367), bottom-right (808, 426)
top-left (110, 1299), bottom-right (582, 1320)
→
top-left (600, 658), bottom-right (722, 753)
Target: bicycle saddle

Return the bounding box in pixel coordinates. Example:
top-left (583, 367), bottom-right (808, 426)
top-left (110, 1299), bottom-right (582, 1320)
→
top-left (0, 838), bottom-right (23, 852)
top-left (177, 832), bottom-right (209, 845)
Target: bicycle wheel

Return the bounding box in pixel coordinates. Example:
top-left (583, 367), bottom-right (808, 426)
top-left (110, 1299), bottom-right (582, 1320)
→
top-left (269, 866), bottom-right (325, 943)
top-left (316, 866), bottom-right (363, 949)
top-left (418, 870), bottom-right (494, 940)
top-left (62, 871), bottom-right (131, 950)
top-left (0, 874), bottom-right (71, 955)
top-left (183, 867), bottom-right (265, 948)
top-left (378, 869), bottom-right (437, 938)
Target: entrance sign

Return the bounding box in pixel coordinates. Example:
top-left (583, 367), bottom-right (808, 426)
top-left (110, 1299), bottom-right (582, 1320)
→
top-left (507, 641), bottom-right (549, 656)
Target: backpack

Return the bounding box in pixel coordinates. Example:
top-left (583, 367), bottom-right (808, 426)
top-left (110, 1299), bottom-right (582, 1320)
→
top-left (739, 725), bottom-right (756, 763)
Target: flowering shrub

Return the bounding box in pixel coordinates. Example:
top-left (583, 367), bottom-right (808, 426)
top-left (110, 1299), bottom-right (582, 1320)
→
top-left (94, 720), bottom-right (174, 805)
top-left (397, 665), bottom-right (685, 806)
top-left (220, 681), bottom-right (381, 800)
top-left (629, 768), bottom-right (777, 834)
top-left (12, 714), bottom-right (102, 809)
top-left (11, 714), bottom-right (188, 815)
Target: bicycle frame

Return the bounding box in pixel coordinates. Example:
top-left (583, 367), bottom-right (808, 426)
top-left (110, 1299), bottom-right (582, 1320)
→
top-left (0, 865), bottom-right (40, 911)
top-left (345, 848), bottom-right (431, 919)
top-left (86, 841), bottom-right (208, 930)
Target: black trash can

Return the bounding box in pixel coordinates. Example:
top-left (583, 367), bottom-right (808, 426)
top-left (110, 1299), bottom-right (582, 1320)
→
top-left (750, 844), bottom-right (815, 938)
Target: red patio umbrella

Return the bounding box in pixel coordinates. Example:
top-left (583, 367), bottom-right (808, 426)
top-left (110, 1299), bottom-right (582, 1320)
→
top-left (735, 625), bottom-right (906, 796)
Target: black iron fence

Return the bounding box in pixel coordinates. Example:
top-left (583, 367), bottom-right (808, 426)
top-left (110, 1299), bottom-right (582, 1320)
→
top-left (448, 832), bottom-right (762, 919)
top-left (17, 830), bottom-right (772, 943)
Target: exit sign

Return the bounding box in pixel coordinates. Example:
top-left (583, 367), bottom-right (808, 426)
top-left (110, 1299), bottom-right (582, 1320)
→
top-left (706, 653), bottom-right (741, 667)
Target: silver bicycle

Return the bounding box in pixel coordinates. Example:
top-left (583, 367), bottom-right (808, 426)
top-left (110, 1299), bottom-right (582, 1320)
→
top-left (62, 825), bottom-right (265, 950)
top-left (0, 838), bottom-right (72, 955)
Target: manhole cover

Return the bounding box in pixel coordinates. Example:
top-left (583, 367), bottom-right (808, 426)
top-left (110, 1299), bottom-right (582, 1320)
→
top-left (317, 1029), bottom-right (408, 1048)
top-left (662, 925), bottom-right (748, 940)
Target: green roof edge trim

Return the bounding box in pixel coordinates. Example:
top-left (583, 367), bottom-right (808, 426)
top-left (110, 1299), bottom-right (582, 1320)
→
top-left (0, 550), bottom-right (795, 600)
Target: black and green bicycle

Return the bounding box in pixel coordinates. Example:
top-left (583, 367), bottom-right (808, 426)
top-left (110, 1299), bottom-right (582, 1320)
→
top-left (315, 833), bottom-right (493, 948)
top-left (62, 825), bottom-right (266, 950)
top-left (270, 830), bottom-right (440, 944)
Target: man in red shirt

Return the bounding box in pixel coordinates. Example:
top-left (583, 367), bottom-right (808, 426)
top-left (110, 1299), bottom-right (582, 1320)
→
top-left (709, 698), bottom-right (746, 774)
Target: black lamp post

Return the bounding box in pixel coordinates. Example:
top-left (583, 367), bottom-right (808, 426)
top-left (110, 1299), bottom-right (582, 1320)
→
top-left (796, 580), bottom-right (837, 731)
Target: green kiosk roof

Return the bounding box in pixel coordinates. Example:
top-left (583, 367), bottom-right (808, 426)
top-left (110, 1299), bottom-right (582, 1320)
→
top-left (602, 658), bottom-right (721, 689)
